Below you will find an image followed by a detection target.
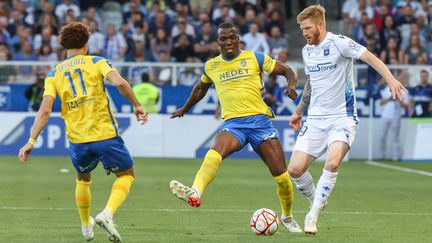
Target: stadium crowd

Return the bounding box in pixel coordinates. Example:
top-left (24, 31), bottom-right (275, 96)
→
top-left (0, 0), bottom-right (431, 117)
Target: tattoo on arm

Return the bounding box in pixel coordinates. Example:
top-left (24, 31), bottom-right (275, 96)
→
top-left (295, 76), bottom-right (311, 115)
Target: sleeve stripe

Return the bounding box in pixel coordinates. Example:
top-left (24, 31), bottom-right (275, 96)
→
top-left (253, 52), bottom-right (264, 71)
top-left (47, 69), bottom-right (56, 77)
top-left (92, 56), bottom-right (104, 64)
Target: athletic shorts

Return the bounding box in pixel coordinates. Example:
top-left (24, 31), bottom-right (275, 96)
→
top-left (69, 136), bottom-right (134, 174)
top-left (293, 117), bottom-right (358, 158)
top-left (220, 114), bottom-right (279, 151)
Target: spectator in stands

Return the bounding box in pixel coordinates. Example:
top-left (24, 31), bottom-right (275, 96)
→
top-left (214, 4), bottom-right (235, 27)
top-left (55, 0), bottom-right (81, 24)
top-left (189, 0), bottom-right (212, 18)
top-left (13, 40), bottom-right (37, 76)
top-left (0, 17), bottom-right (11, 48)
top-left (171, 16), bottom-right (195, 40)
top-left (103, 24), bottom-right (128, 61)
top-left (239, 8), bottom-right (257, 35)
top-left (398, 5), bottom-right (418, 50)
top-left (24, 71), bottom-right (45, 111)
top-left (174, 2), bottom-right (194, 24)
top-left (0, 42), bottom-right (11, 60)
top-left (151, 27), bottom-right (172, 59)
top-left (403, 34), bottom-right (428, 64)
top-left (171, 33), bottom-right (194, 62)
top-left (83, 6), bottom-right (102, 27)
top-left (133, 72), bottom-right (159, 113)
top-left (119, 21), bottom-right (136, 59)
top-left (242, 22), bottom-right (270, 54)
top-left (33, 26), bottom-right (58, 53)
top-left (152, 50), bottom-right (172, 86)
top-left (36, 13), bottom-right (59, 36)
top-left (263, 74), bottom-right (282, 112)
top-left (380, 14), bottom-right (401, 49)
top-left (123, 0), bottom-right (146, 24)
top-left (371, 2), bottom-right (391, 31)
top-left (212, 0), bottom-right (236, 22)
top-left (351, 12), bottom-right (370, 42)
top-left (88, 19), bottom-right (105, 56)
top-left (194, 21), bottom-right (216, 62)
top-left (178, 56), bottom-right (200, 86)
top-left (359, 23), bottom-right (381, 55)
top-left (348, 0), bottom-right (373, 27)
top-left (380, 37), bottom-right (404, 64)
top-left (148, 10), bottom-right (172, 37)
top-left (125, 40), bottom-right (154, 85)
top-left (265, 10), bottom-right (285, 36)
top-left (268, 26), bottom-right (288, 58)
top-left (38, 43), bottom-right (58, 61)
top-left (379, 71), bottom-right (411, 161)
top-left (412, 69), bottom-right (432, 117)
top-left (131, 22), bottom-right (146, 43)
top-left (10, 24), bottom-right (32, 53)
top-left (0, 52), bottom-right (16, 83)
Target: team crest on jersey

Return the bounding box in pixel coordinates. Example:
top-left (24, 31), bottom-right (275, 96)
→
top-left (323, 46), bottom-right (330, 56)
top-left (240, 60), bottom-right (247, 67)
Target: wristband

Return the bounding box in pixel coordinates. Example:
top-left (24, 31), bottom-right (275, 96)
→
top-left (28, 137), bottom-right (36, 145)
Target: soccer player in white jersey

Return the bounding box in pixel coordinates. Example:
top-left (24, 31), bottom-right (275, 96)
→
top-left (288, 5), bottom-right (407, 235)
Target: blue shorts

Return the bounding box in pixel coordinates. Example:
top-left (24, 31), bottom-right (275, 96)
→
top-left (69, 136), bottom-right (134, 174)
top-left (220, 114), bottom-right (279, 151)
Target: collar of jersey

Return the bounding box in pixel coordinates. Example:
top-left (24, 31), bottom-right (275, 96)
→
top-left (221, 50), bottom-right (242, 62)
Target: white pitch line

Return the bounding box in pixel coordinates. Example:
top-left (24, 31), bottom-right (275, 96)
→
top-left (366, 161), bottom-right (432, 177)
top-left (1, 206), bottom-right (431, 216)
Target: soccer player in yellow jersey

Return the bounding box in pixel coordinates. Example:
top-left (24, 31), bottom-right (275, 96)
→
top-left (18, 22), bottom-right (148, 242)
top-left (169, 22), bottom-right (302, 233)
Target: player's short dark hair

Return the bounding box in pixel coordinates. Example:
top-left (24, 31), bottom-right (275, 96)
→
top-left (218, 22), bottom-right (236, 31)
top-left (59, 22), bottom-right (90, 50)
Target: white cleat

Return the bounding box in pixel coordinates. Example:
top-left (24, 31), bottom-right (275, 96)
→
top-left (304, 214), bottom-right (318, 235)
top-left (169, 180), bottom-right (201, 207)
top-left (280, 215), bottom-right (302, 233)
top-left (82, 216), bottom-right (95, 241)
top-left (95, 213), bottom-right (122, 243)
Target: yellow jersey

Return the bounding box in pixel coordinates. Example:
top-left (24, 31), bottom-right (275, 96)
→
top-left (43, 55), bottom-right (118, 143)
top-left (201, 50), bottom-right (276, 120)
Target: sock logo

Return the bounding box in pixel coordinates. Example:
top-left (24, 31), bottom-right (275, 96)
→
top-left (323, 186), bottom-right (331, 191)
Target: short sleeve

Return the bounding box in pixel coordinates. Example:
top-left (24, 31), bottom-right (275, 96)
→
top-left (200, 62), bottom-right (213, 84)
top-left (334, 35), bottom-right (367, 60)
top-left (92, 56), bottom-right (116, 78)
top-left (254, 52), bottom-right (276, 73)
top-left (43, 69), bottom-right (57, 97)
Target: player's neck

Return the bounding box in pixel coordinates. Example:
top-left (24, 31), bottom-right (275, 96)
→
top-left (316, 30), bottom-right (327, 46)
top-left (66, 49), bottom-right (87, 58)
top-left (222, 49), bottom-right (241, 61)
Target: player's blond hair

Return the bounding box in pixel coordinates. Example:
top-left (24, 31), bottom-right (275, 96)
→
top-left (297, 5), bottom-right (326, 27)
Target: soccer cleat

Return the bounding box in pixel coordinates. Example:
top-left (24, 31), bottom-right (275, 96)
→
top-left (169, 180), bottom-right (201, 207)
top-left (280, 215), bottom-right (302, 233)
top-left (82, 216), bottom-right (95, 241)
top-left (95, 212), bottom-right (122, 243)
top-left (304, 214), bottom-right (318, 235)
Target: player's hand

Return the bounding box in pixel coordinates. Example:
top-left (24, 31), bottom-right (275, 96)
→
top-left (388, 79), bottom-right (407, 101)
top-left (214, 108), bottom-right (221, 119)
top-left (284, 86), bottom-right (298, 100)
top-left (171, 108), bottom-right (187, 119)
top-left (289, 113), bottom-right (303, 131)
top-left (135, 106), bottom-right (148, 125)
top-left (18, 143), bottom-right (33, 164)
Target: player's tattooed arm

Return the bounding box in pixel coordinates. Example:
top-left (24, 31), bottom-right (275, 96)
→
top-left (295, 76), bottom-right (311, 115)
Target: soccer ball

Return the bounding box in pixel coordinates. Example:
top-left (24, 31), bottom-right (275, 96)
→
top-left (250, 208), bottom-right (279, 235)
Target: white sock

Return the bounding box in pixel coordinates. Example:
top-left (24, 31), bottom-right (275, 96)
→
top-left (191, 186), bottom-right (201, 198)
top-left (309, 169), bottom-right (338, 219)
top-left (291, 171), bottom-right (315, 205)
top-left (102, 209), bottom-right (113, 219)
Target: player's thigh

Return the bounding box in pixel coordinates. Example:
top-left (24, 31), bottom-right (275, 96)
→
top-left (256, 139), bottom-right (286, 176)
top-left (292, 119), bottom-right (327, 159)
top-left (212, 131), bottom-right (242, 159)
top-left (287, 150), bottom-right (316, 178)
top-left (91, 136), bottom-right (134, 174)
top-left (325, 141), bottom-right (350, 172)
top-left (69, 142), bottom-right (100, 174)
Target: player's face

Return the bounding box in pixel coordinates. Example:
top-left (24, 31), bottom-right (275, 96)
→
top-left (217, 27), bottom-right (240, 58)
top-left (300, 19), bottom-right (321, 45)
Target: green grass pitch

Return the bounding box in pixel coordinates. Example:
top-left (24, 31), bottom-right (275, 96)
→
top-left (1, 156), bottom-right (431, 242)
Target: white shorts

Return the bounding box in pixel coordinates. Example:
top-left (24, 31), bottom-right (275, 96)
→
top-left (293, 117), bottom-right (358, 158)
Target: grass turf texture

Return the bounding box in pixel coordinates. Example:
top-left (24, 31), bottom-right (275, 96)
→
top-left (1, 156), bottom-right (431, 242)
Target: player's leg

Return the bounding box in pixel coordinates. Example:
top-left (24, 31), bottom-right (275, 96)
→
top-left (256, 139), bottom-right (301, 233)
top-left (95, 136), bottom-right (135, 242)
top-left (305, 141), bottom-right (349, 235)
top-left (390, 118), bottom-right (401, 161)
top-left (170, 131), bottom-right (242, 207)
top-left (287, 151), bottom-right (316, 206)
top-left (380, 119), bottom-right (391, 160)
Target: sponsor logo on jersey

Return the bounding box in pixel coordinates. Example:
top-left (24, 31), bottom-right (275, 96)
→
top-left (323, 46), bottom-right (330, 56)
top-left (306, 62), bottom-right (337, 72)
top-left (240, 60), bottom-right (247, 67)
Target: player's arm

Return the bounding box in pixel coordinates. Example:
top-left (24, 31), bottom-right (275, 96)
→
top-left (106, 70), bottom-right (148, 124)
top-left (360, 50), bottom-right (407, 100)
top-left (271, 60), bottom-right (298, 100)
top-left (170, 81), bottom-right (212, 118)
top-left (289, 76), bottom-right (311, 131)
top-left (18, 95), bottom-right (55, 163)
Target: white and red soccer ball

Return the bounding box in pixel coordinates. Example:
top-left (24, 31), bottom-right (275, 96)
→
top-left (250, 208), bottom-right (279, 235)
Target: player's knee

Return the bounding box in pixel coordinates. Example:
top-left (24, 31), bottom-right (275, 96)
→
top-left (287, 165), bottom-right (304, 178)
top-left (324, 161), bottom-right (340, 172)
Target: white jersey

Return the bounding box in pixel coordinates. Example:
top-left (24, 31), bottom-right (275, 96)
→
top-left (302, 32), bottom-right (366, 119)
